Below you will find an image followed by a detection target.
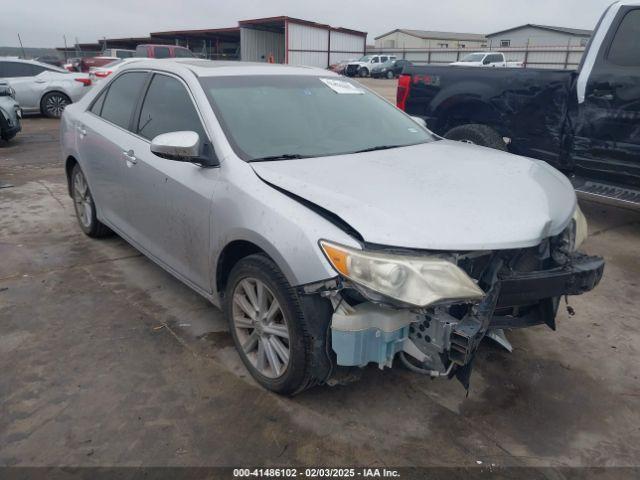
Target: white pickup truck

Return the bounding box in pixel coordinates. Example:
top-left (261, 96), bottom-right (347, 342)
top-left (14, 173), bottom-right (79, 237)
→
top-left (450, 52), bottom-right (523, 68)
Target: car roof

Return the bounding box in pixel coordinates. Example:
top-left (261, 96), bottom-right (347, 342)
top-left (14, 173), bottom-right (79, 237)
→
top-left (119, 58), bottom-right (336, 78)
top-left (0, 57), bottom-right (66, 70)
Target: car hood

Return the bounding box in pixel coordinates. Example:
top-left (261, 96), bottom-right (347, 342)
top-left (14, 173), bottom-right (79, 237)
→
top-left (251, 141), bottom-right (576, 251)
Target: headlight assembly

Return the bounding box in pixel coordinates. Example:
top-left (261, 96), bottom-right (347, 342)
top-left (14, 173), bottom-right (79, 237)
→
top-left (319, 240), bottom-right (484, 307)
top-left (573, 205), bottom-right (588, 250)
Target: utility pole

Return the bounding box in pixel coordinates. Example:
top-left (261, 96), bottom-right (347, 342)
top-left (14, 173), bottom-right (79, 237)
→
top-left (17, 33), bottom-right (26, 58)
top-left (63, 35), bottom-right (69, 61)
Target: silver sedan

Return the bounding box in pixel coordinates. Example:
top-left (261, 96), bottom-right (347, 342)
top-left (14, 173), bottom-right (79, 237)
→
top-left (60, 59), bottom-right (603, 394)
top-left (0, 58), bottom-right (92, 118)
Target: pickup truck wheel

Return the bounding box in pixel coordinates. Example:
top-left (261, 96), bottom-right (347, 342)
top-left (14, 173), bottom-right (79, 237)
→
top-left (359, 67), bottom-right (369, 77)
top-left (224, 254), bottom-right (321, 395)
top-left (71, 164), bottom-right (112, 238)
top-left (444, 124), bottom-right (507, 152)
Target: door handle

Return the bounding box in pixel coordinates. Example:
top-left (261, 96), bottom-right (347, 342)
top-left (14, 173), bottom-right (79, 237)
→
top-left (34, 79), bottom-right (46, 84)
top-left (122, 149), bottom-right (137, 165)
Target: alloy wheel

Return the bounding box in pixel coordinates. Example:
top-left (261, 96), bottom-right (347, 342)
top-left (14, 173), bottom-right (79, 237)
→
top-left (46, 94), bottom-right (68, 117)
top-left (73, 169), bottom-right (93, 228)
top-left (231, 278), bottom-right (291, 378)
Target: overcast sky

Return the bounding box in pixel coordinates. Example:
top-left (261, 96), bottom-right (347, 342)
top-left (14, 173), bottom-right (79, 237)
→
top-left (1, 0), bottom-right (616, 48)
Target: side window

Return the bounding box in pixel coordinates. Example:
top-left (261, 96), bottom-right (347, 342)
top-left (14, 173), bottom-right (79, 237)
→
top-left (154, 47), bottom-right (171, 59)
top-left (372, 57), bottom-right (379, 63)
top-left (99, 72), bottom-right (148, 129)
top-left (29, 65), bottom-right (47, 76)
top-left (90, 89), bottom-right (107, 115)
top-left (3, 62), bottom-right (36, 77)
top-left (135, 45), bottom-right (147, 57)
top-left (136, 74), bottom-right (205, 142)
top-left (380, 56), bottom-right (388, 63)
top-left (608, 9), bottom-right (640, 67)
top-left (0, 62), bottom-right (7, 77)
top-left (487, 54), bottom-right (503, 63)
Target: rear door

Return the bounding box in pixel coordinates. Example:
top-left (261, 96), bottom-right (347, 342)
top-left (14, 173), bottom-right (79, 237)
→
top-left (119, 72), bottom-right (215, 290)
top-left (573, 6), bottom-right (640, 187)
top-left (78, 71), bottom-right (149, 232)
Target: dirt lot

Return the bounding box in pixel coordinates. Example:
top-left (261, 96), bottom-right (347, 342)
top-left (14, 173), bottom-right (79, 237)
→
top-left (2, 83), bottom-right (640, 470)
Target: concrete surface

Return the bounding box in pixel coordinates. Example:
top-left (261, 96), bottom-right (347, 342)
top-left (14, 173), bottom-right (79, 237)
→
top-left (1, 107), bottom-right (640, 469)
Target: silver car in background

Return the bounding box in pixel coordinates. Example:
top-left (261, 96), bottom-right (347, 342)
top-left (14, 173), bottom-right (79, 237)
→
top-left (60, 59), bottom-right (603, 395)
top-left (0, 58), bottom-right (92, 118)
top-left (0, 82), bottom-right (21, 141)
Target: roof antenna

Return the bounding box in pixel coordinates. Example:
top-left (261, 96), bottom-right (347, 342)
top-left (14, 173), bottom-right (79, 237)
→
top-left (17, 33), bottom-right (26, 59)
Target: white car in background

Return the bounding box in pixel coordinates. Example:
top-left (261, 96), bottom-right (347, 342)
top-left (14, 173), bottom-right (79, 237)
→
top-left (0, 58), bottom-right (92, 117)
top-left (450, 52), bottom-right (523, 68)
top-left (346, 55), bottom-right (397, 77)
top-left (89, 58), bottom-right (145, 84)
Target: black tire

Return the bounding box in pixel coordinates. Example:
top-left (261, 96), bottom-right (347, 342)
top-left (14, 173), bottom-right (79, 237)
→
top-left (224, 254), bottom-right (323, 395)
top-left (0, 114), bottom-right (14, 142)
top-left (359, 67), bottom-right (369, 77)
top-left (386, 70), bottom-right (395, 79)
top-left (41, 91), bottom-right (71, 118)
top-left (444, 124), bottom-right (507, 151)
top-left (70, 164), bottom-right (112, 238)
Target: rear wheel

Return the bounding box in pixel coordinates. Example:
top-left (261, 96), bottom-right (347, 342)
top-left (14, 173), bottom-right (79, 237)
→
top-left (41, 92), bottom-right (70, 118)
top-left (71, 164), bottom-right (112, 237)
top-left (386, 70), bottom-right (395, 79)
top-left (444, 124), bottom-right (507, 151)
top-left (359, 67), bottom-right (369, 77)
top-left (224, 254), bottom-right (322, 395)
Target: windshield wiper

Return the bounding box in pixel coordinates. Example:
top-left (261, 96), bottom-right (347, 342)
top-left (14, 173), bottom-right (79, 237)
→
top-left (351, 145), bottom-right (403, 154)
top-left (250, 154), bottom-right (311, 162)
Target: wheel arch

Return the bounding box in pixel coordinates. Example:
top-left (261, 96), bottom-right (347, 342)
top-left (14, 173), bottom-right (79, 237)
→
top-left (435, 97), bottom-right (505, 135)
top-left (65, 155), bottom-right (78, 197)
top-left (214, 238), bottom-right (294, 302)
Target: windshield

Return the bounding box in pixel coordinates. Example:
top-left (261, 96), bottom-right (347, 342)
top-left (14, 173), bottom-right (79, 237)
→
top-left (357, 55), bottom-right (372, 62)
top-left (200, 75), bottom-right (435, 161)
top-left (459, 53), bottom-right (486, 62)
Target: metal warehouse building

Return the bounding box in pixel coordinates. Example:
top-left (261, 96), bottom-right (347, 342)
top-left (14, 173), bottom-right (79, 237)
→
top-left (486, 24), bottom-right (592, 48)
top-left (58, 16), bottom-right (366, 69)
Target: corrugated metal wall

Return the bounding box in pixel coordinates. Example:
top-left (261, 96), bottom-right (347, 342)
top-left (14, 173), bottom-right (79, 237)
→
top-left (287, 22), bottom-right (329, 67)
top-left (240, 27), bottom-right (285, 63)
top-left (330, 31), bottom-right (365, 65)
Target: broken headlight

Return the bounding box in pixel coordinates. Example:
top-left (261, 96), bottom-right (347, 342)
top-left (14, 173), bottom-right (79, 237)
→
top-left (319, 240), bottom-right (485, 308)
top-left (573, 205), bottom-right (588, 251)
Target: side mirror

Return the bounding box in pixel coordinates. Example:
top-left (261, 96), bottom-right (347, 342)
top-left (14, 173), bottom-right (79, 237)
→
top-left (150, 131), bottom-right (219, 167)
top-left (410, 116), bottom-right (427, 129)
top-left (0, 84), bottom-right (15, 98)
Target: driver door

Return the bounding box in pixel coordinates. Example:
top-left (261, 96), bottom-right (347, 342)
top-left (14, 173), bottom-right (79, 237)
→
top-left (118, 72), bottom-right (217, 291)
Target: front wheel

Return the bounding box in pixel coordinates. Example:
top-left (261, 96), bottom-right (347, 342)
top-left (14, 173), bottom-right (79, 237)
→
top-left (224, 254), bottom-right (322, 395)
top-left (41, 92), bottom-right (70, 118)
top-left (444, 124), bottom-right (507, 151)
top-left (359, 67), bottom-right (369, 77)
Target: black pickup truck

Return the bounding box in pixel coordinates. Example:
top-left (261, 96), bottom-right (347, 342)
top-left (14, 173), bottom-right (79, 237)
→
top-left (397, 1), bottom-right (640, 208)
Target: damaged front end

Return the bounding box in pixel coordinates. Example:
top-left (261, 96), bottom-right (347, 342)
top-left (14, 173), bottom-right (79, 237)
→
top-left (313, 207), bottom-right (604, 390)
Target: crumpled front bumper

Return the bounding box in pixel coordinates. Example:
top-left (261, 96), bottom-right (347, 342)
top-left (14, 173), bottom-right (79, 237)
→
top-left (327, 252), bottom-right (605, 387)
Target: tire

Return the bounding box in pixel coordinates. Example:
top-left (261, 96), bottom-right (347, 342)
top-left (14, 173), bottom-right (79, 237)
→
top-left (359, 67), bottom-right (369, 77)
top-left (71, 164), bottom-right (112, 238)
top-left (41, 92), bottom-right (71, 118)
top-left (224, 254), bottom-right (323, 395)
top-left (386, 70), bottom-right (395, 79)
top-left (444, 124), bottom-right (507, 151)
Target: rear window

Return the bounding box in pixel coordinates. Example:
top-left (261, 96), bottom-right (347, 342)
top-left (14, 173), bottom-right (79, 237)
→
top-left (608, 9), bottom-right (640, 67)
top-left (174, 48), bottom-right (195, 58)
top-left (154, 47), bottom-right (171, 59)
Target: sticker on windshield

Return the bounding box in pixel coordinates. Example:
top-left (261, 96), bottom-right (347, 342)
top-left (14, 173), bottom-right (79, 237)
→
top-left (319, 78), bottom-right (364, 94)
